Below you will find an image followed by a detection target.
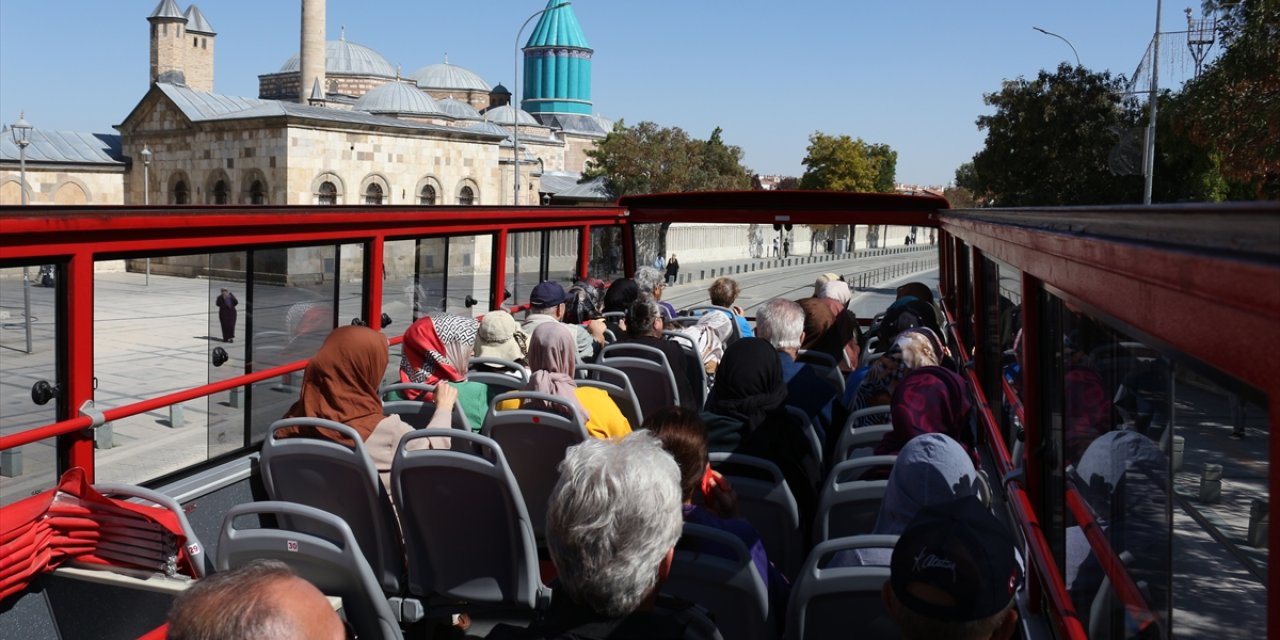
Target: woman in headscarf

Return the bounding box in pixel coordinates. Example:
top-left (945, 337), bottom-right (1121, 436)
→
top-left (495, 322), bottom-right (631, 440)
top-left (399, 314), bottom-right (494, 430)
top-left (701, 338), bottom-right (820, 525)
top-left (847, 328), bottom-right (942, 426)
top-left (279, 325), bottom-right (454, 492)
top-left (874, 365), bottom-right (974, 460)
top-left (833, 433), bottom-right (981, 567)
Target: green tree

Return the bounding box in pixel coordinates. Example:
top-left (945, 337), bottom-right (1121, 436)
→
top-left (1177, 0), bottom-right (1280, 197)
top-left (799, 132), bottom-right (897, 193)
top-left (967, 64), bottom-right (1142, 206)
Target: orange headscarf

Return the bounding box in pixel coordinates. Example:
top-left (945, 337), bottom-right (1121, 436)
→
top-left (281, 325), bottom-right (389, 445)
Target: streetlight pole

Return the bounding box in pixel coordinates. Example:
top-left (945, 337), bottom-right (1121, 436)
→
top-left (513, 2), bottom-right (570, 206)
top-left (141, 146), bottom-right (152, 285)
top-left (1032, 26), bottom-right (1081, 67)
top-left (11, 113), bottom-right (33, 354)
top-left (1143, 0), bottom-right (1163, 205)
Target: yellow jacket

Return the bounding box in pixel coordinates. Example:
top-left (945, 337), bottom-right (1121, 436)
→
top-left (495, 386), bottom-right (632, 440)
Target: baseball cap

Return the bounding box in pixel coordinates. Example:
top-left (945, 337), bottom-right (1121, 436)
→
top-left (890, 496), bottom-right (1022, 622)
top-left (530, 281), bottom-right (571, 308)
top-left (475, 310), bottom-right (526, 362)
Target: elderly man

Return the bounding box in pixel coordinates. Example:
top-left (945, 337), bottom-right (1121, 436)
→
top-left (884, 496), bottom-right (1022, 640)
top-left (523, 280), bottom-right (606, 362)
top-left (754, 297), bottom-right (843, 446)
top-left (488, 432), bottom-right (720, 639)
top-left (167, 559), bottom-right (345, 640)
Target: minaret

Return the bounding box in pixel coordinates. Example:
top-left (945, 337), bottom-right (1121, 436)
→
top-left (148, 0), bottom-right (188, 85)
top-left (183, 5), bottom-right (216, 92)
top-left (300, 0), bottom-right (326, 103)
top-left (522, 0), bottom-right (593, 115)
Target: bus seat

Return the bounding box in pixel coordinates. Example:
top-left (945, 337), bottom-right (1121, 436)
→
top-left (709, 452), bottom-right (803, 582)
top-left (576, 363), bottom-right (644, 428)
top-left (663, 523), bottom-right (773, 640)
top-left (786, 537), bottom-right (899, 640)
top-left (813, 479), bottom-right (889, 545)
top-left (217, 501), bottom-right (404, 640)
top-left (597, 352), bottom-right (680, 414)
top-left (835, 424), bottom-right (893, 463)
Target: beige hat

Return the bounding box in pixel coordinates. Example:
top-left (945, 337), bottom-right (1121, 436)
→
top-left (474, 310), bottom-right (526, 362)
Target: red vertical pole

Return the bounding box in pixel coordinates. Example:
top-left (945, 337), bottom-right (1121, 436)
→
top-left (62, 249), bottom-right (96, 479)
top-left (620, 223), bottom-right (635, 279)
top-left (491, 230), bottom-right (509, 311)
top-left (578, 225), bottom-right (591, 280)
top-left (971, 247), bottom-right (988, 434)
top-left (366, 234), bottom-right (384, 328)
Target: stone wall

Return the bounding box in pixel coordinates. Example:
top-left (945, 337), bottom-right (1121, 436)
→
top-left (183, 33), bottom-right (215, 93)
top-left (0, 167), bottom-right (125, 205)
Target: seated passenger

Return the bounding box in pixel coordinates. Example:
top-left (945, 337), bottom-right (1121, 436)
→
top-left (848, 329), bottom-right (940, 426)
top-left (636, 266), bottom-right (678, 319)
top-left (473, 309), bottom-right (530, 369)
top-left (873, 296), bottom-right (941, 354)
top-left (756, 298), bottom-right (842, 445)
top-left (279, 325), bottom-right (454, 492)
top-left (497, 322), bottom-right (631, 439)
top-left (707, 276), bottom-right (754, 339)
top-left (167, 559), bottom-right (344, 640)
top-left (522, 280), bottom-right (606, 362)
top-left (601, 278), bottom-right (640, 339)
top-left (885, 496), bottom-right (1021, 640)
top-left (875, 365), bottom-right (974, 460)
top-left (399, 314), bottom-right (495, 430)
top-left (701, 337), bottom-right (819, 529)
top-left (487, 432), bottom-right (720, 640)
top-left (832, 433), bottom-right (981, 567)
top-left (678, 310), bottom-right (733, 377)
top-left (617, 296), bottom-right (697, 410)
top-left (815, 279), bottom-right (863, 370)
top-left (812, 272), bottom-right (843, 297)
top-left (646, 406), bottom-right (791, 627)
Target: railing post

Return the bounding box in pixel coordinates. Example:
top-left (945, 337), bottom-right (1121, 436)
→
top-left (0, 449), bottom-right (22, 477)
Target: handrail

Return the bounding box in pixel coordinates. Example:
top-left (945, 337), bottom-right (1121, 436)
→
top-left (1065, 485), bottom-right (1161, 634)
top-left (948, 325), bottom-right (1088, 640)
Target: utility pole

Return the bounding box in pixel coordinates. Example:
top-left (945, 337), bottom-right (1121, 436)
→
top-left (1143, 0), bottom-right (1162, 205)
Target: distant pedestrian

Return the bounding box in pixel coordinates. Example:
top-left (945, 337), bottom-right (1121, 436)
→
top-left (653, 254), bottom-right (666, 271)
top-left (607, 245), bottom-right (620, 274)
top-left (783, 238), bottom-right (790, 258)
top-left (216, 288), bottom-right (238, 343)
top-left (665, 254), bottom-right (680, 284)
top-left (773, 237), bottom-right (780, 257)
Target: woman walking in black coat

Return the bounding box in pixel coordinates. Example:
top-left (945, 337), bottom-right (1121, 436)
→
top-left (216, 288), bottom-right (238, 343)
top-left (665, 254), bottom-right (680, 285)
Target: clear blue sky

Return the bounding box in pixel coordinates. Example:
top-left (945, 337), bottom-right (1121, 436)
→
top-left (0, 0), bottom-right (1208, 186)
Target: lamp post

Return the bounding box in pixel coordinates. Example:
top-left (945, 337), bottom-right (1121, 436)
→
top-left (513, 2), bottom-right (571, 206)
top-left (141, 146), bottom-right (152, 285)
top-left (1032, 26), bottom-right (1081, 67)
top-left (12, 113), bottom-right (33, 354)
top-left (1143, 0), bottom-right (1163, 205)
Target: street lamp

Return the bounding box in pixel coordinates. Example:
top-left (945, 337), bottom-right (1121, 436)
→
top-left (11, 113), bottom-right (33, 354)
top-left (1032, 26), bottom-right (1081, 67)
top-left (141, 146), bottom-right (152, 285)
top-left (513, 2), bottom-right (570, 206)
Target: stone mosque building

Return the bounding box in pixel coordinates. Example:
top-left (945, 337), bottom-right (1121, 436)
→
top-left (0, 0), bottom-right (613, 208)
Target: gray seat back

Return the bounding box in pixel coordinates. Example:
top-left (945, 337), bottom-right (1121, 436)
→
top-left (576, 363), bottom-right (644, 428)
top-left (796, 350), bottom-right (846, 395)
top-left (217, 501), bottom-right (405, 640)
top-left (709, 452), bottom-right (803, 581)
top-left (597, 354), bottom-right (679, 411)
top-left (831, 455), bottom-right (898, 483)
top-left (835, 424), bottom-right (893, 462)
top-left (391, 429), bottom-right (551, 612)
top-left (482, 391), bottom-right (589, 541)
top-left (664, 523), bottom-right (772, 640)
top-left (468, 357), bottom-right (529, 394)
top-left (94, 482), bottom-right (213, 578)
top-left (813, 479), bottom-right (889, 544)
top-left (381, 382), bottom-right (472, 431)
top-left (785, 536), bottom-right (899, 640)
top-left (262, 418), bottom-right (404, 595)
top-left (784, 406), bottom-right (825, 471)
top-left (665, 331), bottom-right (709, 406)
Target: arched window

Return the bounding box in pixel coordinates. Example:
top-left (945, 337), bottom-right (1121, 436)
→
top-left (458, 186), bottom-right (475, 206)
top-left (365, 183), bottom-right (384, 205)
top-left (318, 181), bottom-right (337, 205)
top-left (174, 181), bottom-right (189, 205)
top-left (419, 184), bottom-right (437, 205)
top-left (213, 180), bottom-right (229, 205)
top-left (250, 181), bottom-right (266, 205)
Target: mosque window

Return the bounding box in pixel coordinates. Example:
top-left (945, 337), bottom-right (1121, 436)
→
top-left (318, 181), bottom-right (337, 205)
top-left (250, 181), bottom-right (266, 205)
top-left (365, 183), bottom-right (384, 205)
top-left (173, 181), bottom-right (189, 205)
top-left (458, 185), bottom-right (476, 206)
top-left (213, 180), bottom-right (229, 205)
top-left (193, 38), bottom-right (198, 48)
top-left (420, 184), bottom-right (437, 205)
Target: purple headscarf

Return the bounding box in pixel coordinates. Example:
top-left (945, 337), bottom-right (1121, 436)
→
top-left (875, 366), bottom-right (974, 458)
top-left (525, 322), bottom-right (590, 423)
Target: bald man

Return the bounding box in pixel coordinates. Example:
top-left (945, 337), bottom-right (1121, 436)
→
top-left (167, 559), bottom-right (345, 640)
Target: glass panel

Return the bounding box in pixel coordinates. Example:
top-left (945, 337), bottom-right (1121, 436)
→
top-left (588, 226), bottom-right (623, 281)
top-left (506, 230), bottom-right (545, 310)
top-left (0, 263), bottom-right (60, 505)
top-left (1041, 293), bottom-right (1268, 638)
top-left (386, 235), bottom-right (493, 321)
top-left (338, 243), bottom-right (364, 327)
top-left (207, 252), bottom-right (248, 459)
top-left (247, 246), bottom-right (337, 444)
top-left (546, 228), bottom-right (580, 287)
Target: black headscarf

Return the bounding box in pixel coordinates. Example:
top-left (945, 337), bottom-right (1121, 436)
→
top-left (601, 278), bottom-right (639, 314)
top-left (705, 338), bottom-right (789, 430)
